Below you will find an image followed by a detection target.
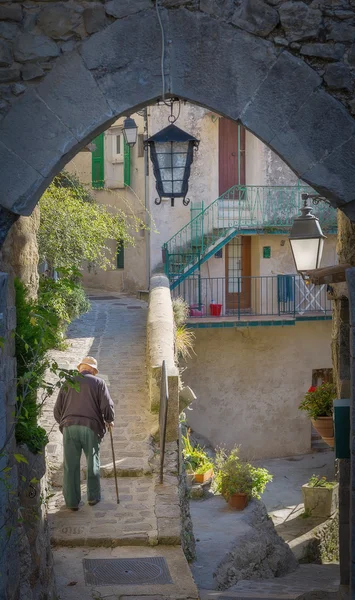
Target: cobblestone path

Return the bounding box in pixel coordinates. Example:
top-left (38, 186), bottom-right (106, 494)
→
top-left (40, 292), bottom-right (198, 600)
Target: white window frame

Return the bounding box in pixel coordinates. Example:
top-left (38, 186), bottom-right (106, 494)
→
top-left (111, 127), bottom-right (124, 164)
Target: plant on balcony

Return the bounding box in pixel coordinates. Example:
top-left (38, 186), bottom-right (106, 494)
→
top-left (172, 297), bottom-right (195, 361)
top-left (213, 447), bottom-right (273, 510)
top-left (299, 383), bottom-right (336, 447)
top-left (182, 433), bottom-right (214, 483)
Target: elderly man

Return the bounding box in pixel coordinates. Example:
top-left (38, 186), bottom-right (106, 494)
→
top-left (54, 356), bottom-right (114, 511)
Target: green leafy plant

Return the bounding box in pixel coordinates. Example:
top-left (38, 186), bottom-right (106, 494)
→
top-left (38, 171), bottom-right (136, 272)
top-left (39, 268), bottom-right (90, 326)
top-left (308, 474), bottom-right (337, 489)
top-left (182, 434), bottom-right (214, 475)
top-left (213, 447), bottom-right (273, 501)
top-left (299, 383), bottom-right (336, 419)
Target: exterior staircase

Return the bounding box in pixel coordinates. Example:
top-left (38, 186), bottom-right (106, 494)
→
top-left (163, 184), bottom-right (337, 290)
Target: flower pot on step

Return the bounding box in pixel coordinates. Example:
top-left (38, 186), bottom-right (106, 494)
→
top-left (228, 493), bottom-right (248, 510)
top-left (302, 483), bottom-right (339, 517)
top-left (311, 417), bottom-right (334, 448)
top-left (193, 468), bottom-right (214, 484)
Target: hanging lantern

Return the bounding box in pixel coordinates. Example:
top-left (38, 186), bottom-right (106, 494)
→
top-left (289, 201), bottom-right (326, 274)
top-left (145, 123), bottom-right (199, 207)
top-left (122, 117), bottom-right (138, 148)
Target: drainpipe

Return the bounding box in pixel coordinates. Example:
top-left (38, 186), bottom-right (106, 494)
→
top-left (144, 107), bottom-right (151, 289)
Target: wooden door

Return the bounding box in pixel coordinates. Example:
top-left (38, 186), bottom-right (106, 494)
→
top-left (225, 236), bottom-right (251, 311)
top-left (219, 118), bottom-right (246, 195)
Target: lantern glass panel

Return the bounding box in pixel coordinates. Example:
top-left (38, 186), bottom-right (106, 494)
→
top-left (290, 237), bottom-right (324, 271)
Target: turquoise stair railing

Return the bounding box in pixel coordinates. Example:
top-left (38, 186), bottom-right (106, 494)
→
top-left (163, 184), bottom-right (338, 289)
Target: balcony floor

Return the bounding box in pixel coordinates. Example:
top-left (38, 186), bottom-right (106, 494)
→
top-left (187, 313), bottom-right (332, 328)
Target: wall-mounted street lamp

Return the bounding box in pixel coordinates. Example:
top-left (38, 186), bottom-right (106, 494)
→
top-left (122, 117), bottom-right (138, 148)
top-left (145, 123), bottom-right (199, 207)
top-left (289, 194), bottom-right (327, 275)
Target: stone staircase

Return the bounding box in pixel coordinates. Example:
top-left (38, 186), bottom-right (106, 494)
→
top-left (41, 293), bottom-right (198, 600)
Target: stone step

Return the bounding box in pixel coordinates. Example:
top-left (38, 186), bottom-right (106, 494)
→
top-left (53, 545), bottom-right (199, 600)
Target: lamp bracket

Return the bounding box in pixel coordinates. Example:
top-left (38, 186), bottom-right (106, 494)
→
top-left (183, 197), bottom-right (191, 206)
top-left (155, 197), bottom-right (162, 205)
top-left (301, 193), bottom-right (332, 207)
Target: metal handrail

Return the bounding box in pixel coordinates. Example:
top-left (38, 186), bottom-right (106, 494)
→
top-left (163, 184), bottom-right (338, 280)
top-left (159, 360), bottom-right (169, 484)
top-left (172, 275), bottom-right (332, 318)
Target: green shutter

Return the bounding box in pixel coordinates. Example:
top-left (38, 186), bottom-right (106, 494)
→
top-left (117, 243), bottom-right (124, 269)
top-left (124, 138), bottom-right (131, 187)
top-left (92, 133), bottom-right (104, 189)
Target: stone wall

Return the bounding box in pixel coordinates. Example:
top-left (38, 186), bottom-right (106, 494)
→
top-left (0, 1), bottom-right (354, 121)
top-left (1, 2), bottom-right (355, 225)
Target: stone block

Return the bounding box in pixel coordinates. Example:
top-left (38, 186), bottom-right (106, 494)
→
top-left (324, 62), bottom-right (353, 91)
top-left (0, 66), bottom-right (20, 82)
top-left (242, 50), bottom-right (321, 144)
top-left (271, 88), bottom-right (355, 182)
top-left (80, 11), bottom-right (162, 115)
top-left (279, 1), bottom-right (322, 42)
top-left (0, 5), bottom-right (22, 22)
top-left (0, 89), bottom-right (77, 179)
top-left (14, 33), bottom-right (59, 63)
top-left (83, 6), bottom-right (110, 34)
top-left (231, 0), bottom-right (279, 37)
top-left (37, 4), bottom-right (81, 40)
top-left (302, 135), bottom-right (355, 210)
top-left (0, 140), bottom-right (45, 214)
top-left (0, 41), bottom-right (12, 67)
top-left (21, 63), bottom-right (44, 81)
top-left (300, 43), bottom-right (345, 61)
top-left (328, 22), bottom-right (355, 43)
top-left (105, 0), bottom-right (153, 19)
top-left (37, 51), bottom-right (114, 141)
top-left (169, 9), bottom-right (279, 121)
top-left (0, 22), bottom-right (20, 41)
top-left (200, 0), bottom-right (235, 19)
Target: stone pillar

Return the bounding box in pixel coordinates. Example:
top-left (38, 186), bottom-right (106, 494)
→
top-left (345, 267), bottom-right (355, 599)
top-left (0, 207), bottom-right (40, 297)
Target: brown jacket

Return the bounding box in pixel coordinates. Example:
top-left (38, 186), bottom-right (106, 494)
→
top-left (54, 370), bottom-right (114, 439)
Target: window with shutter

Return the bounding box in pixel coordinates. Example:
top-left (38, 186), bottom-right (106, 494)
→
top-left (117, 243), bottom-right (124, 269)
top-left (92, 133), bottom-right (105, 189)
top-left (123, 138), bottom-right (131, 187)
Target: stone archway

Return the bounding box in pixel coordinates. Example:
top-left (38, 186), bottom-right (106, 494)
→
top-left (1, 3), bottom-right (355, 245)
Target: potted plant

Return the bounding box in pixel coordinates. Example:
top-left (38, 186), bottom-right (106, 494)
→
top-left (213, 447), bottom-right (273, 510)
top-left (182, 434), bottom-right (214, 484)
top-left (299, 383), bottom-right (336, 447)
top-left (302, 474), bottom-right (339, 518)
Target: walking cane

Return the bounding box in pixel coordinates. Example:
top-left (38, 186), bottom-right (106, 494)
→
top-left (109, 425), bottom-right (120, 504)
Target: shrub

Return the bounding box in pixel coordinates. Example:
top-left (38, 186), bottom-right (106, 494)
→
top-left (182, 434), bottom-right (214, 475)
top-left (213, 447), bottom-right (273, 501)
top-left (39, 268), bottom-right (90, 325)
top-left (175, 326), bottom-right (195, 361)
top-left (172, 297), bottom-right (190, 327)
top-left (299, 383), bottom-right (336, 419)
top-left (308, 474), bottom-right (337, 489)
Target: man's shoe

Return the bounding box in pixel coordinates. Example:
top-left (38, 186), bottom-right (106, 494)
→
top-left (88, 499), bottom-right (100, 506)
top-left (68, 507), bottom-right (79, 511)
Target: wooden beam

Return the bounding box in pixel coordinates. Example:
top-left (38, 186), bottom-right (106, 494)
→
top-left (303, 264), bottom-right (353, 285)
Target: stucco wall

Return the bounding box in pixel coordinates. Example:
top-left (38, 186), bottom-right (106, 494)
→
top-left (66, 119), bottom-right (147, 293)
top-left (183, 321), bottom-right (332, 459)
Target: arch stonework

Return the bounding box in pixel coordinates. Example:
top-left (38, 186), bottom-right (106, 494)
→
top-left (0, 1), bottom-right (355, 242)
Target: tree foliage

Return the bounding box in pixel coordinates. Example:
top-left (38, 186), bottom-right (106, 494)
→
top-left (38, 172), bottom-right (136, 271)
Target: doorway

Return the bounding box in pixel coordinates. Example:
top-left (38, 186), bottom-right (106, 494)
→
top-left (219, 118), bottom-right (246, 195)
top-left (225, 236), bottom-right (251, 311)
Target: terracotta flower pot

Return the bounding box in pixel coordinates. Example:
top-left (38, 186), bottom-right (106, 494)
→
top-left (228, 493), bottom-right (248, 510)
top-left (311, 417), bottom-right (334, 448)
top-left (194, 468), bottom-right (214, 484)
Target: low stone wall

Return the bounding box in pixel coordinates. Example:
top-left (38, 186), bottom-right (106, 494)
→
top-left (146, 274), bottom-right (179, 443)
top-left (0, 271), bottom-right (55, 599)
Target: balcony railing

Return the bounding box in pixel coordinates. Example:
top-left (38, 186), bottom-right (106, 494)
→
top-left (172, 275), bottom-right (332, 319)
